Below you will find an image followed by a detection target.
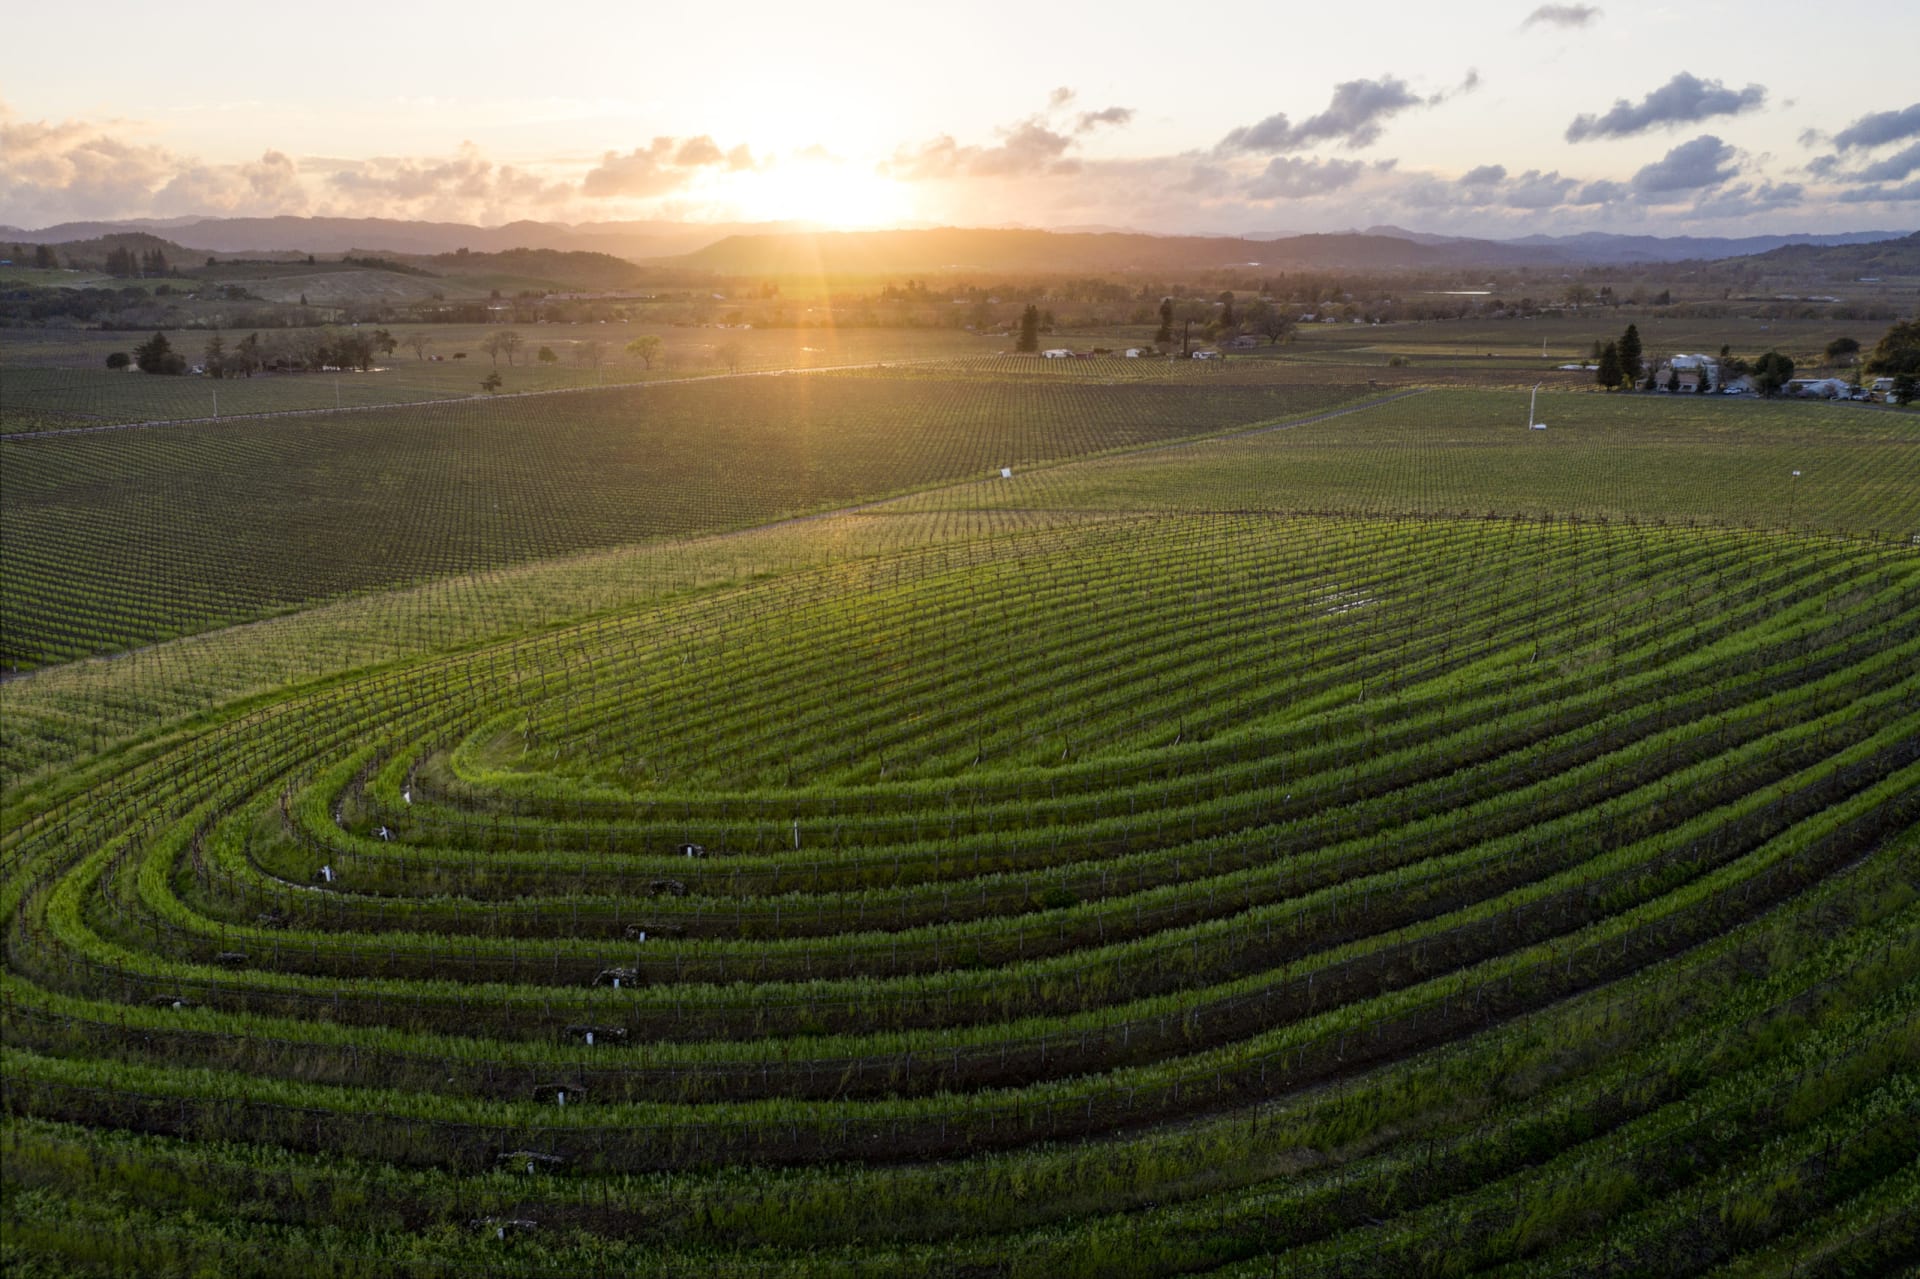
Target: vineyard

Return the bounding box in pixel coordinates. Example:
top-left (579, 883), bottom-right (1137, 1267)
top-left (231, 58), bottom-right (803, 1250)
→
top-left (4, 322), bottom-right (1920, 1276)
top-left (0, 371), bottom-right (1364, 669)
top-left (4, 503), bottom-right (1918, 1275)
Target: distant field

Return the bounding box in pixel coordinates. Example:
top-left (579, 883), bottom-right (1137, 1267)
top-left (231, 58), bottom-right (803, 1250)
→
top-left (0, 323), bottom-right (998, 426)
top-left (0, 370), bottom-right (1361, 667)
top-left (896, 386), bottom-right (1920, 537)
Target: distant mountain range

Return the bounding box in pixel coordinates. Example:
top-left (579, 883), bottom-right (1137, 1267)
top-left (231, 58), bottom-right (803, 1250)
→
top-left (0, 216), bottom-right (821, 263)
top-left (3, 215), bottom-right (1911, 276)
top-left (1360, 225), bottom-right (1909, 265)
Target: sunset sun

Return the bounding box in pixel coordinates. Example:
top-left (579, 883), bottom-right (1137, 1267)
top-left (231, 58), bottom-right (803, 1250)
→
top-left (730, 161), bottom-right (913, 228)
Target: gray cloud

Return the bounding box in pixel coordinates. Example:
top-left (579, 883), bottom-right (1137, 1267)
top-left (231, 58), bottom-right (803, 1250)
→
top-left (886, 118), bottom-right (1076, 181)
top-left (1075, 107), bottom-right (1134, 134)
top-left (1850, 141), bottom-right (1920, 183)
top-left (1631, 134), bottom-right (1739, 194)
top-left (1503, 169), bottom-right (1580, 208)
top-left (1832, 102), bottom-right (1920, 150)
top-left (1217, 75), bottom-right (1429, 153)
top-left (1567, 72), bottom-right (1766, 142)
top-left (1459, 164), bottom-right (1508, 185)
top-left (1690, 180), bottom-right (1804, 219)
top-left (1246, 155), bottom-right (1367, 198)
top-left (1573, 178), bottom-right (1628, 205)
top-left (1522, 4), bottom-right (1602, 28)
top-left (1836, 179), bottom-right (1920, 203)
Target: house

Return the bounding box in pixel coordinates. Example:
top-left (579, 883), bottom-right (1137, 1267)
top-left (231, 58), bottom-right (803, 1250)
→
top-left (1653, 353), bottom-right (1720, 392)
top-left (1123, 348), bottom-right (1145, 358)
top-left (1041, 348), bottom-right (1073, 359)
top-left (1785, 377), bottom-right (1850, 399)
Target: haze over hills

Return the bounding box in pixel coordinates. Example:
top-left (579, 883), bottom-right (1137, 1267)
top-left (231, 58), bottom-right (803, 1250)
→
top-left (1363, 225), bottom-right (1911, 265)
top-left (3, 216), bottom-right (1911, 278)
top-left (0, 216), bottom-right (823, 263)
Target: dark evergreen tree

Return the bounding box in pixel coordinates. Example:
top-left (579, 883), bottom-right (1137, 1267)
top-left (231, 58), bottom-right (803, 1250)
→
top-left (1016, 304), bottom-right (1040, 353)
top-left (1596, 341), bottom-right (1622, 391)
top-left (1155, 298), bottom-right (1174, 344)
top-left (1617, 323), bottom-right (1643, 387)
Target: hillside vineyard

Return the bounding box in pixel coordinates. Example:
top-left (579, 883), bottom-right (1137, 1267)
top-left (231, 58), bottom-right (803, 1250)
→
top-left (5, 511), bottom-right (1916, 1275)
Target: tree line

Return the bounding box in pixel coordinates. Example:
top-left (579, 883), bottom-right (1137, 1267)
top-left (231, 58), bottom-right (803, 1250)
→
top-left (1589, 315), bottom-right (1918, 402)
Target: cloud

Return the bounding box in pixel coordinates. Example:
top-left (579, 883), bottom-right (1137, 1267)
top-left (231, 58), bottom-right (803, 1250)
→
top-left (1048, 87), bottom-right (1076, 110)
top-left (1460, 164), bottom-right (1508, 185)
top-left (1573, 178), bottom-right (1628, 204)
top-left (1689, 180), bottom-right (1804, 219)
top-left (0, 105), bottom-right (183, 221)
top-left (1631, 134), bottom-right (1739, 194)
top-left (1836, 179), bottom-right (1920, 204)
top-left (1832, 102), bottom-right (1920, 150)
top-left (1521, 4), bottom-right (1602, 28)
top-left (673, 136), bottom-right (725, 167)
top-left (329, 142), bottom-right (496, 202)
top-left (1502, 169), bottom-right (1580, 208)
top-left (580, 134), bottom-right (755, 198)
top-left (1075, 107), bottom-right (1134, 134)
top-left (1848, 141), bottom-right (1920, 183)
top-left (154, 149), bottom-right (307, 216)
top-left (1566, 72), bottom-right (1766, 142)
top-left (1246, 155), bottom-right (1367, 199)
top-left (886, 114), bottom-right (1079, 181)
top-left (1216, 75), bottom-right (1432, 153)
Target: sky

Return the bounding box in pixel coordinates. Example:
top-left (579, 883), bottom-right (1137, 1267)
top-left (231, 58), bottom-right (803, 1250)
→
top-left (4, 0), bottom-right (1918, 239)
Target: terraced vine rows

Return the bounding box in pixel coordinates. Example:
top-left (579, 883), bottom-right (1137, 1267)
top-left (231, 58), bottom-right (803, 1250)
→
top-left (0, 373), bottom-right (1360, 669)
top-left (5, 512), bottom-right (1916, 1276)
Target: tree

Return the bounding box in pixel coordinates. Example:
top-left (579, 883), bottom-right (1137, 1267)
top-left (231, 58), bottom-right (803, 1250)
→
top-left (1246, 299), bottom-right (1296, 346)
top-left (133, 332), bottom-right (186, 375)
top-left (537, 346), bottom-right (558, 365)
top-left (1752, 351), bottom-right (1795, 398)
top-left (1155, 298), bottom-right (1174, 344)
top-left (716, 341), bottom-right (744, 372)
top-left (574, 340), bottom-right (605, 368)
top-left (33, 244), bottom-right (57, 269)
top-left (625, 335), bottom-right (662, 368)
top-left (203, 334), bottom-right (226, 379)
top-left (1016, 304), bottom-right (1040, 353)
top-left (105, 352), bottom-right (130, 370)
top-left (1825, 336), bottom-right (1860, 366)
top-left (480, 332), bottom-right (508, 366)
top-left (1218, 291), bottom-right (1237, 328)
top-left (480, 371), bottom-right (503, 394)
top-left (404, 333), bottom-right (433, 361)
top-left (1617, 323), bottom-right (1643, 387)
top-left (1595, 341), bottom-right (1622, 391)
top-left (233, 333), bottom-right (262, 378)
top-left (1893, 373), bottom-right (1917, 406)
top-left (371, 329), bottom-right (397, 362)
top-left (1864, 318), bottom-right (1920, 380)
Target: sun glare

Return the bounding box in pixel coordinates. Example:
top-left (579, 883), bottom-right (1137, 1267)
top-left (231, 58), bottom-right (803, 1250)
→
top-left (731, 162), bottom-right (912, 229)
